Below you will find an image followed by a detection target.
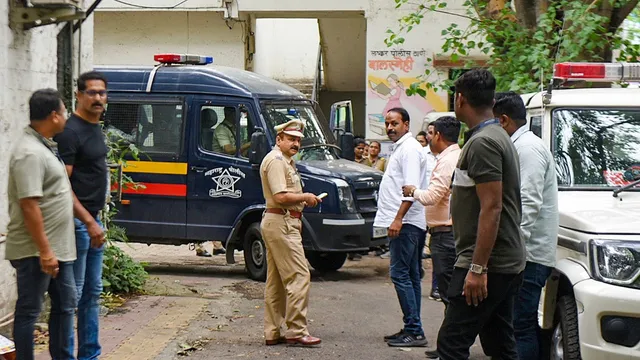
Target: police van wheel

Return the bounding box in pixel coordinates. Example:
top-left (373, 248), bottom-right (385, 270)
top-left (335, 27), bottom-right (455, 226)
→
top-left (244, 223), bottom-right (267, 282)
top-left (306, 252), bottom-right (347, 273)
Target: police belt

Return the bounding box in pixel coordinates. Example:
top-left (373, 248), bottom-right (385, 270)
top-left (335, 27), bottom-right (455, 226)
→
top-left (265, 208), bottom-right (303, 219)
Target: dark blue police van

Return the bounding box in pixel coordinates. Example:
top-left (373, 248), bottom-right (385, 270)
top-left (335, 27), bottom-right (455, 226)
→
top-left (97, 53), bottom-right (385, 280)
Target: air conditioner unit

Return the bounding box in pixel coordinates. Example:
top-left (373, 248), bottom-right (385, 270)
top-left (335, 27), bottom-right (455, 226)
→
top-left (30, 0), bottom-right (82, 7)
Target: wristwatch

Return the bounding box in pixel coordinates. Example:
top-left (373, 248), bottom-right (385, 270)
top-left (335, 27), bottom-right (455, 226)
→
top-left (469, 263), bottom-right (487, 275)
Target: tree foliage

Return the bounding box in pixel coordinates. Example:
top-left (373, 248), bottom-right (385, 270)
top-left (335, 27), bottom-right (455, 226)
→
top-left (101, 127), bottom-right (148, 295)
top-left (387, 0), bottom-right (640, 94)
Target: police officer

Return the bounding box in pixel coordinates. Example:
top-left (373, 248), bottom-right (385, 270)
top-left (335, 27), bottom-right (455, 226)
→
top-left (259, 119), bottom-right (322, 348)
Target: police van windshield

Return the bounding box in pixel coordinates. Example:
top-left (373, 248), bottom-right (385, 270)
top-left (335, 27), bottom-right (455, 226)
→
top-left (553, 108), bottom-right (640, 190)
top-left (262, 103), bottom-right (340, 161)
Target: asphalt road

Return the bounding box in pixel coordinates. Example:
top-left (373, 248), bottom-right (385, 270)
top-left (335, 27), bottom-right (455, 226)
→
top-left (116, 245), bottom-right (488, 360)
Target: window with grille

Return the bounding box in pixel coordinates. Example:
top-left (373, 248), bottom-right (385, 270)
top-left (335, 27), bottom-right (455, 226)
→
top-left (104, 102), bottom-right (184, 154)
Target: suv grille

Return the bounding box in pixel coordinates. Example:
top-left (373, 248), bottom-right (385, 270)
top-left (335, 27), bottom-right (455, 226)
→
top-left (353, 180), bottom-right (380, 219)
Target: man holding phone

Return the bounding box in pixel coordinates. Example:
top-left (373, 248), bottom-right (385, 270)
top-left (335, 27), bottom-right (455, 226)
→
top-left (259, 119), bottom-right (323, 348)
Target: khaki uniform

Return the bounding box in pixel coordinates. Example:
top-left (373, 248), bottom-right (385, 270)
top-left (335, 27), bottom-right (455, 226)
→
top-left (259, 146), bottom-right (310, 340)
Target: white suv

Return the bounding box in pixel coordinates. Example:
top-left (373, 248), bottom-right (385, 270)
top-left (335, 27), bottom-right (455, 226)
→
top-left (522, 62), bottom-right (640, 360)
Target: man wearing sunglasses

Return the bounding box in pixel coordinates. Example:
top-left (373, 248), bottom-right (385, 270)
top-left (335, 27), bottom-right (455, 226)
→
top-left (54, 71), bottom-right (109, 360)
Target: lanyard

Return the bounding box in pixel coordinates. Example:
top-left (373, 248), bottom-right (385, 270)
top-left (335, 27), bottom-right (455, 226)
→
top-left (464, 118), bottom-right (500, 145)
top-left (474, 118), bottom-right (500, 131)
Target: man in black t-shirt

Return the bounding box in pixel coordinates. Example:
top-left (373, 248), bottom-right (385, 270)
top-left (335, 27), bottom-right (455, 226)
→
top-left (54, 71), bottom-right (109, 360)
top-left (430, 69), bottom-right (525, 360)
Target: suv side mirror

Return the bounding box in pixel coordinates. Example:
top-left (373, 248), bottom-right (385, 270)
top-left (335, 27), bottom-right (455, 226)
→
top-left (340, 132), bottom-right (355, 161)
top-left (249, 128), bottom-right (268, 168)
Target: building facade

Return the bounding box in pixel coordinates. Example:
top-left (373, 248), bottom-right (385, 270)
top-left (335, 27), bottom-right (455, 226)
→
top-left (0, 0), bottom-right (94, 333)
top-left (93, 0), bottom-right (487, 142)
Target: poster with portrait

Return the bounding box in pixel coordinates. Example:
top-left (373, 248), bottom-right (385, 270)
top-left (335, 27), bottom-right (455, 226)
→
top-left (366, 49), bottom-right (448, 142)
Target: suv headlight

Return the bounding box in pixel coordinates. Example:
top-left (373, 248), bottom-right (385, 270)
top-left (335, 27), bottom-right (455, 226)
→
top-left (590, 240), bottom-right (640, 288)
top-left (330, 178), bottom-right (356, 214)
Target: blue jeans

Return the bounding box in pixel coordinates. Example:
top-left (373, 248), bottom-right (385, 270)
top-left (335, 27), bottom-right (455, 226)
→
top-left (389, 223), bottom-right (426, 336)
top-left (11, 257), bottom-right (76, 360)
top-left (514, 261), bottom-right (553, 360)
top-left (74, 217), bottom-right (105, 360)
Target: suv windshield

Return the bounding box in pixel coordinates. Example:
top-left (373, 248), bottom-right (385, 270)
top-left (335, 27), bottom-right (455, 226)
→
top-left (262, 102), bottom-right (340, 161)
top-left (553, 108), bottom-right (640, 189)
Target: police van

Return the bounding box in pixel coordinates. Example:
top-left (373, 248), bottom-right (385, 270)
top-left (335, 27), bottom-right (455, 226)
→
top-left (96, 53), bottom-right (385, 281)
top-left (522, 62), bottom-right (640, 360)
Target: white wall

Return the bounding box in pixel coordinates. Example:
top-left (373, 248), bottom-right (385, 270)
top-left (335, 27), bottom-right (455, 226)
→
top-left (94, 11), bottom-right (245, 68)
top-left (0, 2), bottom-right (94, 328)
top-left (253, 19), bottom-right (319, 81)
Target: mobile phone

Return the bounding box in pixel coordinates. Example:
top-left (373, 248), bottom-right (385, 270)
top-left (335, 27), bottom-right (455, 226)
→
top-left (317, 192), bottom-right (328, 199)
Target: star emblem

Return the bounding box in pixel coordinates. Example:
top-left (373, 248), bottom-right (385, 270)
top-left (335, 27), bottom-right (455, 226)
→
top-left (211, 169), bottom-right (241, 192)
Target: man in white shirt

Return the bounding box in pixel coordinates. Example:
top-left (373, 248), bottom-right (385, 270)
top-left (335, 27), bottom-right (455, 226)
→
top-left (493, 92), bottom-right (559, 360)
top-left (375, 107), bottom-right (429, 348)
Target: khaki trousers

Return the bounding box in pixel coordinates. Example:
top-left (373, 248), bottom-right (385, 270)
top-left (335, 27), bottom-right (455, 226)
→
top-left (260, 213), bottom-right (310, 340)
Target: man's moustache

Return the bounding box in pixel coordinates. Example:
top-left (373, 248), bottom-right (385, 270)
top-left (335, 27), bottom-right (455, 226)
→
top-left (291, 146), bottom-right (299, 151)
top-left (92, 103), bottom-right (103, 107)
top-left (387, 131), bottom-right (396, 135)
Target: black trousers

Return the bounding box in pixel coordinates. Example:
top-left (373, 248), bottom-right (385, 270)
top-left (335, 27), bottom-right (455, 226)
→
top-left (429, 231), bottom-right (456, 306)
top-left (436, 267), bottom-right (524, 360)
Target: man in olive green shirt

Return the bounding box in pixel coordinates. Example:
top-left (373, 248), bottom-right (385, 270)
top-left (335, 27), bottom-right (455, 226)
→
top-left (6, 89), bottom-right (77, 360)
top-left (435, 70), bottom-right (525, 360)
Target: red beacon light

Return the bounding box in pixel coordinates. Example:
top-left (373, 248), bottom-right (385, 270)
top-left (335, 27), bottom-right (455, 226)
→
top-left (153, 53), bottom-right (214, 65)
top-left (553, 62), bottom-right (640, 82)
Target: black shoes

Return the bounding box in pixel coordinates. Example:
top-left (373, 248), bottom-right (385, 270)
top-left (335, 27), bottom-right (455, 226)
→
top-left (429, 289), bottom-right (442, 302)
top-left (425, 349), bottom-right (440, 358)
top-left (387, 333), bottom-right (429, 347)
top-left (384, 329), bottom-right (405, 342)
top-left (196, 249), bottom-right (212, 257)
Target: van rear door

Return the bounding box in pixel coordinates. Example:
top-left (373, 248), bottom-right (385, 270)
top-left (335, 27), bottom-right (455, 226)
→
top-left (104, 95), bottom-right (188, 244)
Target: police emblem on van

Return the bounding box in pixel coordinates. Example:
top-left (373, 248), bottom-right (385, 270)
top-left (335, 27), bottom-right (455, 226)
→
top-left (205, 167), bottom-right (246, 198)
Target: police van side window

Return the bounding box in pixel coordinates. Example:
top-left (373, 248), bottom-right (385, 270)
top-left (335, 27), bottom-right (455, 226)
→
top-left (238, 106), bottom-right (255, 158)
top-left (104, 102), bottom-right (184, 154)
top-left (199, 105), bottom-right (253, 158)
top-left (530, 115), bottom-right (543, 138)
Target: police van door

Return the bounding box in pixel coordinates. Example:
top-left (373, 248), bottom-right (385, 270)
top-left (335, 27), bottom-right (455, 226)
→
top-left (103, 96), bottom-right (188, 243)
top-left (186, 98), bottom-right (263, 242)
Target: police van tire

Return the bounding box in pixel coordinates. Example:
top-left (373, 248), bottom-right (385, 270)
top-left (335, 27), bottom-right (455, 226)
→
top-left (306, 252), bottom-right (347, 273)
top-left (550, 295), bottom-right (581, 360)
top-left (244, 223), bottom-right (267, 282)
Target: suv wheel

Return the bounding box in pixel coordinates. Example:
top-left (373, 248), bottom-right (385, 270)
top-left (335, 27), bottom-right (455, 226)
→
top-left (306, 252), bottom-right (347, 273)
top-left (551, 295), bottom-right (582, 360)
top-left (243, 223), bottom-right (266, 281)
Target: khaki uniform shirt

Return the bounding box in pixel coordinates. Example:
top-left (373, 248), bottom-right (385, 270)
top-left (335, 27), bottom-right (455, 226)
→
top-left (371, 157), bottom-right (387, 172)
top-left (5, 126), bottom-right (76, 262)
top-left (356, 157), bottom-right (372, 167)
top-left (212, 120), bottom-right (236, 154)
top-left (260, 147), bottom-right (304, 213)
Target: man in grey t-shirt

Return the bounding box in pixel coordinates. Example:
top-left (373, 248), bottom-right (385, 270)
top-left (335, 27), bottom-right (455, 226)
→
top-left (6, 89), bottom-right (76, 360)
top-left (434, 70), bottom-right (525, 360)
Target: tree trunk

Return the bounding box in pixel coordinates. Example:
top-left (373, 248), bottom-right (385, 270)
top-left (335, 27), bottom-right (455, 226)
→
top-left (515, 0), bottom-right (538, 28)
